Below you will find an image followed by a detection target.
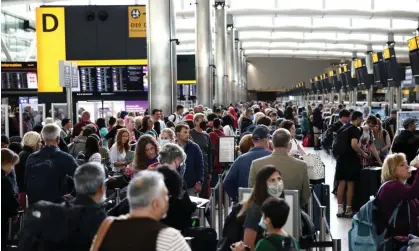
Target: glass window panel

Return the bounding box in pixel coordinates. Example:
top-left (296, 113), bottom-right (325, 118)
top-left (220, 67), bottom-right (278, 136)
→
top-left (242, 42), bottom-right (271, 48)
top-left (325, 0), bottom-right (371, 10)
top-left (271, 32), bottom-right (303, 39)
top-left (270, 42), bottom-right (299, 47)
top-left (374, 0), bottom-right (419, 11)
top-left (392, 20), bottom-right (418, 30)
top-left (231, 0), bottom-right (275, 9)
top-left (239, 31), bottom-right (272, 39)
top-left (337, 33), bottom-right (369, 40)
top-left (235, 16), bottom-right (273, 28)
top-left (274, 17), bottom-right (311, 27)
top-left (372, 45), bottom-right (385, 51)
top-left (312, 17), bottom-right (351, 28)
top-left (278, 0), bottom-right (322, 10)
top-left (326, 43), bottom-right (355, 50)
top-left (354, 44), bottom-right (368, 50)
top-left (370, 34), bottom-right (387, 42)
top-left (304, 32), bottom-right (337, 40)
top-left (352, 18), bottom-right (390, 29)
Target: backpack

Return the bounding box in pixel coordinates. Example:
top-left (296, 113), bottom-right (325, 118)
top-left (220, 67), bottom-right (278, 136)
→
top-left (299, 210), bottom-right (316, 248)
top-left (25, 152), bottom-right (64, 205)
top-left (17, 200), bottom-right (86, 251)
top-left (331, 124), bottom-right (353, 158)
top-left (264, 234), bottom-right (298, 251)
top-left (348, 181), bottom-right (410, 251)
top-left (217, 203), bottom-right (244, 251)
top-left (321, 122), bottom-right (343, 150)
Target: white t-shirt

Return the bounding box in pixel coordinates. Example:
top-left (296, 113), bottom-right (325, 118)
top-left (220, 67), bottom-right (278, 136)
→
top-left (88, 152), bottom-right (102, 163)
top-left (168, 113), bottom-right (183, 124)
top-left (223, 125), bottom-right (235, 136)
top-left (156, 227), bottom-right (192, 251)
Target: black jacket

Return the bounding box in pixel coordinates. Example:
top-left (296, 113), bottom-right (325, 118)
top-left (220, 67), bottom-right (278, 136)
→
top-left (16, 146), bottom-right (34, 193)
top-left (1, 170), bottom-right (20, 244)
top-left (391, 130), bottom-right (419, 163)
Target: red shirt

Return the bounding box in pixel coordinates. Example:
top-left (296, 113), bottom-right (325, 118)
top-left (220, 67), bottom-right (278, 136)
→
top-left (72, 121), bottom-right (99, 138)
top-left (209, 128), bottom-right (226, 173)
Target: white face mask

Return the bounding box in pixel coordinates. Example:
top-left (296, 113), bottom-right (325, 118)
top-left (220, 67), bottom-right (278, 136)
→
top-left (160, 139), bottom-right (170, 146)
top-left (267, 180), bottom-right (284, 197)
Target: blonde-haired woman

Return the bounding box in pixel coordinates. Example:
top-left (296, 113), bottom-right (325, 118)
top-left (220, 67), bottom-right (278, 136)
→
top-left (376, 153), bottom-right (419, 249)
top-left (15, 131), bottom-right (42, 202)
top-left (109, 128), bottom-right (132, 172)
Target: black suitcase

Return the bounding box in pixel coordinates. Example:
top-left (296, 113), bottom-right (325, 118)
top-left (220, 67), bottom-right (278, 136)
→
top-left (183, 227), bottom-right (217, 251)
top-left (311, 184), bottom-right (330, 231)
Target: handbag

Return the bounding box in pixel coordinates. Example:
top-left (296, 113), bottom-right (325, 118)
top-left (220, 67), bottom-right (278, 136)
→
top-left (303, 153), bottom-right (325, 181)
top-left (90, 217), bottom-right (116, 251)
top-left (302, 135), bottom-right (312, 147)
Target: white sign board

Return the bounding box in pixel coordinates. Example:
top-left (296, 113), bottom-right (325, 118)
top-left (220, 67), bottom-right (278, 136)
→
top-left (219, 136), bottom-right (236, 163)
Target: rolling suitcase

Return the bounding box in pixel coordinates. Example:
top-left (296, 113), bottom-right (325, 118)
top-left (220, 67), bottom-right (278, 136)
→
top-left (311, 184), bottom-right (330, 231)
top-left (183, 227), bottom-right (217, 251)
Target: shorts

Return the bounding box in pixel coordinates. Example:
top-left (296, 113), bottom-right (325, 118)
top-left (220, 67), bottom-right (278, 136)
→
top-left (313, 126), bottom-right (322, 134)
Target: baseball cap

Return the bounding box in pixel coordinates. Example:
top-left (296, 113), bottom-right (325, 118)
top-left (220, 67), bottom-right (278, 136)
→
top-left (184, 113), bottom-right (194, 121)
top-left (402, 117), bottom-right (417, 127)
top-left (252, 125), bottom-right (270, 140)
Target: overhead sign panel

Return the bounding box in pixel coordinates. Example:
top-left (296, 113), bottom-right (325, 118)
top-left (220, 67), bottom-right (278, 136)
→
top-left (128, 6), bottom-right (146, 38)
top-left (407, 37), bottom-right (418, 52)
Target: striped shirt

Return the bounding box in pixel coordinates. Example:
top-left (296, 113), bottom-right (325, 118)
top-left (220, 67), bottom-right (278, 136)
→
top-left (156, 227), bottom-right (191, 251)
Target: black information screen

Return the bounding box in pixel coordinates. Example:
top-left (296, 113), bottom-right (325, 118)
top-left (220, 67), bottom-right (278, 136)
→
top-left (1, 62), bottom-right (38, 90)
top-left (79, 65), bottom-right (145, 93)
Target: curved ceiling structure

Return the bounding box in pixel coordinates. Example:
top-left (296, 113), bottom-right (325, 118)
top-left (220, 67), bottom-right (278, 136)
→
top-left (1, 0), bottom-right (418, 61)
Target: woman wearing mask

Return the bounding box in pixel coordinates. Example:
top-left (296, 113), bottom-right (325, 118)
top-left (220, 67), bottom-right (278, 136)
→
top-left (1, 148), bottom-right (20, 246)
top-left (279, 120), bottom-right (306, 157)
top-left (109, 128), bottom-right (132, 172)
top-left (373, 119), bottom-right (391, 162)
top-left (376, 153), bottom-right (419, 249)
top-left (237, 166), bottom-right (284, 251)
top-left (133, 134), bottom-right (159, 170)
top-left (139, 115), bottom-right (157, 139)
top-left (159, 128), bottom-right (176, 147)
top-left (15, 131), bottom-right (42, 207)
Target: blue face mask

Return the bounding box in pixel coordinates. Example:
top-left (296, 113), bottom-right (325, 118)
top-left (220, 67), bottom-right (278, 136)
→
top-left (251, 115), bottom-right (255, 121)
top-left (259, 217), bottom-right (267, 230)
top-left (160, 139), bottom-right (170, 146)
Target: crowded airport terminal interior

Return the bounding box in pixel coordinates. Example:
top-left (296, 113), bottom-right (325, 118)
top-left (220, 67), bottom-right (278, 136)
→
top-left (1, 0), bottom-right (419, 250)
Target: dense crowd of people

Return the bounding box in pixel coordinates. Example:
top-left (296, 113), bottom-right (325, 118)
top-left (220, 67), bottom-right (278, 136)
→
top-left (1, 101), bottom-right (418, 251)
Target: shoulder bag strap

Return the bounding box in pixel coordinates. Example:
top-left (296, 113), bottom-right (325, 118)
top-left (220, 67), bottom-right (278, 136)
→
top-left (90, 217), bottom-right (115, 251)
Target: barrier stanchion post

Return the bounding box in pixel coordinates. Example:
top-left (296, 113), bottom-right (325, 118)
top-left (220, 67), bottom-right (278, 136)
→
top-left (199, 207), bottom-right (206, 227)
top-left (223, 191), bottom-right (229, 220)
top-left (308, 186), bottom-right (313, 219)
top-left (332, 239), bottom-right (341, 251)
top-left (115, 188), bottom-right (121, 205)
top-left (210, 188), bottom-right (217, 228)
top-left (319, 206), bottom-right (326, 251)
top-left (8, 218), bottom-right (12, 240)
top-left (218, 174), bottom-right (224, 235)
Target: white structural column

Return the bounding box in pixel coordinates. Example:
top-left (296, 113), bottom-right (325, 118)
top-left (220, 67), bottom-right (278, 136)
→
top-left (365, 44), bottom-right (374, 109)
top-left (196, 0), bottom-right (212, 108)
top-left (147, 0), bottom-right (177, 115)
top-left (234, 32), bottom-right (240, 103)
top-left (240, 49), bottom-right (245, 101)
top-left (226, 15), bottom-right (235, 106)
top-left (243, 53), bottom-right (248, 102)
top-left (214, 1), bottom-right (227, 106)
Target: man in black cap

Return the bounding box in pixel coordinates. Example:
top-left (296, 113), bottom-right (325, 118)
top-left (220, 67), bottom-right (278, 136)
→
top-left (383, 110), bottom-right (398, 142)
top-left (391, 117), bottom-right (419, 163)
top-left (223, 125), bottom-right (272, 201)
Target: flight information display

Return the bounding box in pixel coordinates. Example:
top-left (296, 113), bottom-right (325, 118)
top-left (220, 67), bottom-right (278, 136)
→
top-left (1, 62), bottom-right (38, 90)
top-left (78, 65), bottom-right (146, 93)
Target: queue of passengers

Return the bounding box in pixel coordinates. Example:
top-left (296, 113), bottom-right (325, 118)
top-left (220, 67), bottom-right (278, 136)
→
top-left (1, 100), bottom-right (418, 251)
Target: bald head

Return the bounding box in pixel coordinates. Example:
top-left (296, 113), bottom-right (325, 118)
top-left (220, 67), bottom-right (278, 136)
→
top-left (272, 128), bottom-right (291, 148)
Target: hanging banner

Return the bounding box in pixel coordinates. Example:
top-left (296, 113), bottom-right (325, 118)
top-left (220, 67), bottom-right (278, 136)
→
top-left (128, 6), bottom-right (146, 38)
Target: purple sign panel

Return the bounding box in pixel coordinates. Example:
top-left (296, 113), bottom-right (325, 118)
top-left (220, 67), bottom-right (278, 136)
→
top-left (124, 100), bottom-right (148, 114)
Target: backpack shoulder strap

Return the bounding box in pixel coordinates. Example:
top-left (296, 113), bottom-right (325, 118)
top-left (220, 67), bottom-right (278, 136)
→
top-left (90, 217), bottom-right (115, 251)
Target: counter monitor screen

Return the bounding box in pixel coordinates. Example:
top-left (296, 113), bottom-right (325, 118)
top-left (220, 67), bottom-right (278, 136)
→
top-left (78, 65), bottom-right (146, 93)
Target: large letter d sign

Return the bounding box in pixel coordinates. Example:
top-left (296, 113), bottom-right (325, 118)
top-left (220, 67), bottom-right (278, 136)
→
top-left (42, 14), bottom-right (58, 32)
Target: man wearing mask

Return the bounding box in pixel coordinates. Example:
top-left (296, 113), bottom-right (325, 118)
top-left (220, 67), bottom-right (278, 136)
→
top-left (190, 113), bottom-right (212, 198)
top-left (248, 128), bottom-right (310, 206)
top-left (224, 125), bottom-right (272, 201)
top-left (159, 128), bottom-right (176, 147)
top-left (175, 124), bottom-right (204, 197)
top-left (91, 171), bottom-right (191, 251)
